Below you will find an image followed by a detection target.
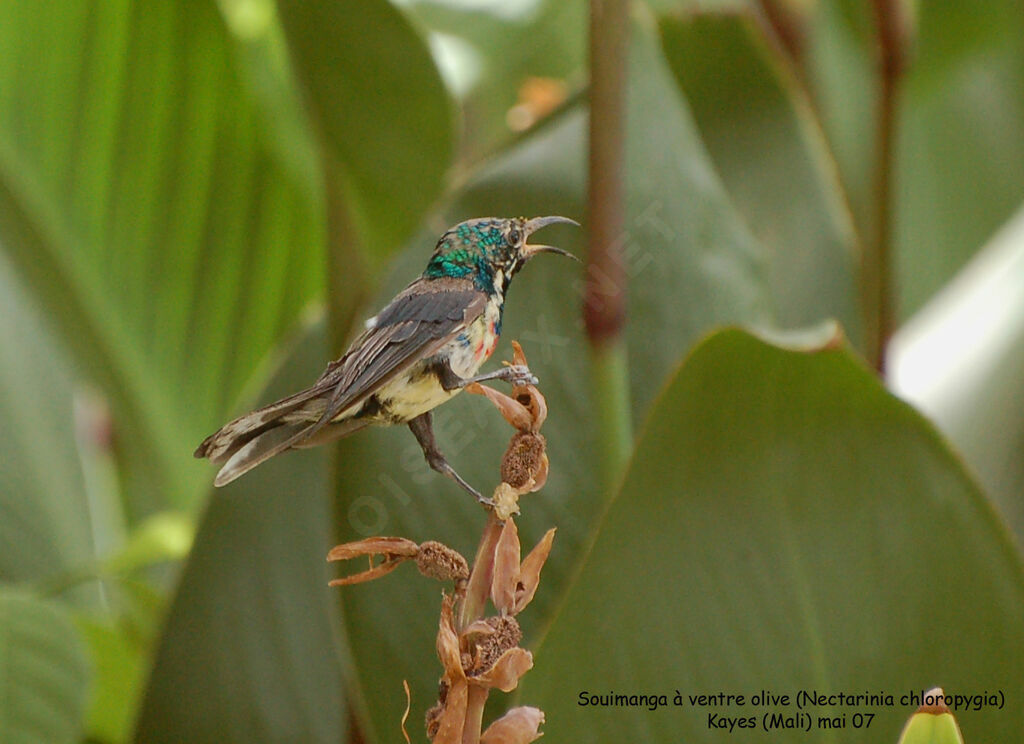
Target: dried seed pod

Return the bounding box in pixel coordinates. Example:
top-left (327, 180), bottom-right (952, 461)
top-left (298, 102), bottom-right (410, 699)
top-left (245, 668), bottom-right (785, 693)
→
top-left (500, 432), bottom-right (547, 489)
top-left (416, 541), bottom-right (470, 583)
top-left (468, 615), bottom-right (523, 677)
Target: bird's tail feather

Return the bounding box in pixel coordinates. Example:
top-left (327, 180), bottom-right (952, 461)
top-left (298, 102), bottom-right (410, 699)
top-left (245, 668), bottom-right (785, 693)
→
top-left (195, 388), bottom-right (372, 486)
top-left (210, 417), bottom-right (370, 486)
top-left (194, 389), bottom-right (327, 463)
top-left (212, 421), bottom-right (315, 486)
top-left (194, 387), bottom-right (327, 485)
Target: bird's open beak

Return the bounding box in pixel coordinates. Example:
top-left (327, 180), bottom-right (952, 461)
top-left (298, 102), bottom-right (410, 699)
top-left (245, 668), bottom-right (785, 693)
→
top-left (523, 215), bottom-right (580, 261)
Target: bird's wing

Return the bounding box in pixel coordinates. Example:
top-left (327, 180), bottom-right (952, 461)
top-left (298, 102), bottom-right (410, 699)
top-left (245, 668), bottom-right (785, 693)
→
top-left (196, 281), bottom-right (487, 483)
top-left (310, 282), bottom-right (488, 424)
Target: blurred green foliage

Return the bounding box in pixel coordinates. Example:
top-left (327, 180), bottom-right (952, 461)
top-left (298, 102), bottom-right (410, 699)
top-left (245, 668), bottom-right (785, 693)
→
top-left (0, 1), bottom-right (1022, 743)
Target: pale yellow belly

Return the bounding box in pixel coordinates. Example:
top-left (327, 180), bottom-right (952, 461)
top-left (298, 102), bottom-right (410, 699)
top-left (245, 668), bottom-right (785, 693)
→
top-left (372, 366), bottom-right (460, 422)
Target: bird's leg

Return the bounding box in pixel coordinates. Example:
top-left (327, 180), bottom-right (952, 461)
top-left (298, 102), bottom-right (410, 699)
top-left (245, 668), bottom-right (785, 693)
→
top-left (408, 412), bottom-right (492, 506)
top-left (438, 363), bottom-right (538, 391)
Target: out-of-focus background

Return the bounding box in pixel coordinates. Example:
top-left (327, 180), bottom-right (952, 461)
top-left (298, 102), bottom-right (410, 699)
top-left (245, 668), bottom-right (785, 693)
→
top-left (1, 0), bottom-right (1022, 742)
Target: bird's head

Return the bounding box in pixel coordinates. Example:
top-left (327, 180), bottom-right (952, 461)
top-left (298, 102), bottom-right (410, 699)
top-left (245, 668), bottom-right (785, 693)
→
top-left (425, 216), bottom-right (579, 293)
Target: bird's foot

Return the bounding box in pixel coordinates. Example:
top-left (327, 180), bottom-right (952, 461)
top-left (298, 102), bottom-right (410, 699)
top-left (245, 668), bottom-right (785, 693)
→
top-left (442, 363), bottom-right (538, 391)
top-left (502, 363), bottom-right (538, 388)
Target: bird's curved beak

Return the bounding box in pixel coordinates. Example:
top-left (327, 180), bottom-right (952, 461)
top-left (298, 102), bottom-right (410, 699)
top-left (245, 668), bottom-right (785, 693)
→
top-left (522, 215), bottom-right (580, 261)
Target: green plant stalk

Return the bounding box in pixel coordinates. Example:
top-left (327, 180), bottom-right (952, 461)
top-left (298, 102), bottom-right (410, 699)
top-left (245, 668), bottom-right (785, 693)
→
top-left (590, 341), bottom-right (633, 489)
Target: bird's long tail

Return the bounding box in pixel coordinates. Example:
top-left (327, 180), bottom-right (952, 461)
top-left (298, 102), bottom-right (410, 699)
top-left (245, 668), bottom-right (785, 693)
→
top-left (194, 392), bottom-right (365, 486)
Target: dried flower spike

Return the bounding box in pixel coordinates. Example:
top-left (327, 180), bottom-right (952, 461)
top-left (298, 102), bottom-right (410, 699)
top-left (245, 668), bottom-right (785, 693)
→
top-left (328, 342), bottom-right (554, 743)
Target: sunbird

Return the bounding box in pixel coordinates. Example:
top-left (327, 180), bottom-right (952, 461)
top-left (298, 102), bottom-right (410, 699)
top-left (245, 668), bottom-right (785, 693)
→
top-left (195, 215), bottom-right (578, 501)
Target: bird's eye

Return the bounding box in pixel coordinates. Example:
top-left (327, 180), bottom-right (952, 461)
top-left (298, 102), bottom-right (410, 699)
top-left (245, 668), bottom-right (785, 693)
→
top-left (507, 227), bottom-right (522, 245)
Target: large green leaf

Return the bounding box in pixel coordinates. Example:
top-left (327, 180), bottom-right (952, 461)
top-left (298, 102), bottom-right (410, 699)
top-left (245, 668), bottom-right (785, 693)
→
top-left (75, 615), bottom-right (146, 744)
top-left (0, 0), bottom-right (324, 516)
top-left (895, 1), bottom-right (1024, 315)
top-left (332, 22), bottom-right (772, 742)
top-left (806, 0), bottom-right (1024, 318)
top-left (523, 328), bottom-right (1024, 741)
top-left (804, 0), bottom-right (878, 232)
top-left (133, 319), bottom-right (348, 743)
top-left (659, 11), bottom-right (861, 344)
top-left (891, 204), bottom-right (1024, 548)
top-left (277, 0), bottom-right (454, 263)
top-left (0, 590), bottom-right (90, 744)
top-left (0, 254), bottom-right (99, 586)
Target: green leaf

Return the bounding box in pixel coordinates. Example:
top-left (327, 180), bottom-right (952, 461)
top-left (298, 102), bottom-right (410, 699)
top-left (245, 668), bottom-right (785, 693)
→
top-left (133, 319), bottom-right (348, 743)
top-left (0, 590), bottom-right (90, 744)
top-left (522, 328), bottom-right (1024, 741)
top-left (0, 0), bottom-right (324, 515)
top-left (0, 254), bottom-right (100, 587)
top-left (806, 0), bottom-right (1024, 317)
top-left (891, 205), bottom-right (1024, 547)
top-left (332, 21), bottom-right (771, 742)
top-left (898, 706), bottom-right (965, 744)
top-left (277, 0), bottom-right (454, 262)
top-left (896, 0), bottom-right (1024, 315)
top-left (75, 615), bottom-right (145, 744)
top-left (805, 0), bottom-right (875, 239)
top-left (659, 11), bottom-right (861, 343)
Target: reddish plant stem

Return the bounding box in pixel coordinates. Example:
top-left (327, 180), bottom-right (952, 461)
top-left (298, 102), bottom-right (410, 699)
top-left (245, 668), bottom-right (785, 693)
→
top-left (757, 0), bottom-right (806, 73)
top-left (584, 0), bottom-right (629, 345)
top-left (865, 0), bottom-right (909, 374)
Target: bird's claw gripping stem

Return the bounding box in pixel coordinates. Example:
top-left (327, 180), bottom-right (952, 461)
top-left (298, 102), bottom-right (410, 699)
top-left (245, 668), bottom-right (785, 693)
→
top-left (503, 363), bottom-right (538, 387)
top-left (440, 363), bottom-right (539, 391)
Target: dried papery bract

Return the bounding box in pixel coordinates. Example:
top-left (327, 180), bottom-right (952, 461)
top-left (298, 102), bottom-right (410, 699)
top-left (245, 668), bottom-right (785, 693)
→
top-left (327, 342), bottom-right (554, 743)
top-left (327, 537), bottom-right (419, 586)
top-left (491, 518), bottom-right (522, 613)
top-left (511, 527), bottom-right (555, 614)
top-left (432, 597), bottom-right (470, 744)
top-left (480, 707), bottom-right (545, 744)
top-left (488, 518), bottom-right (556, 616)
top-left (327, 537), bottom-right (467, 589)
